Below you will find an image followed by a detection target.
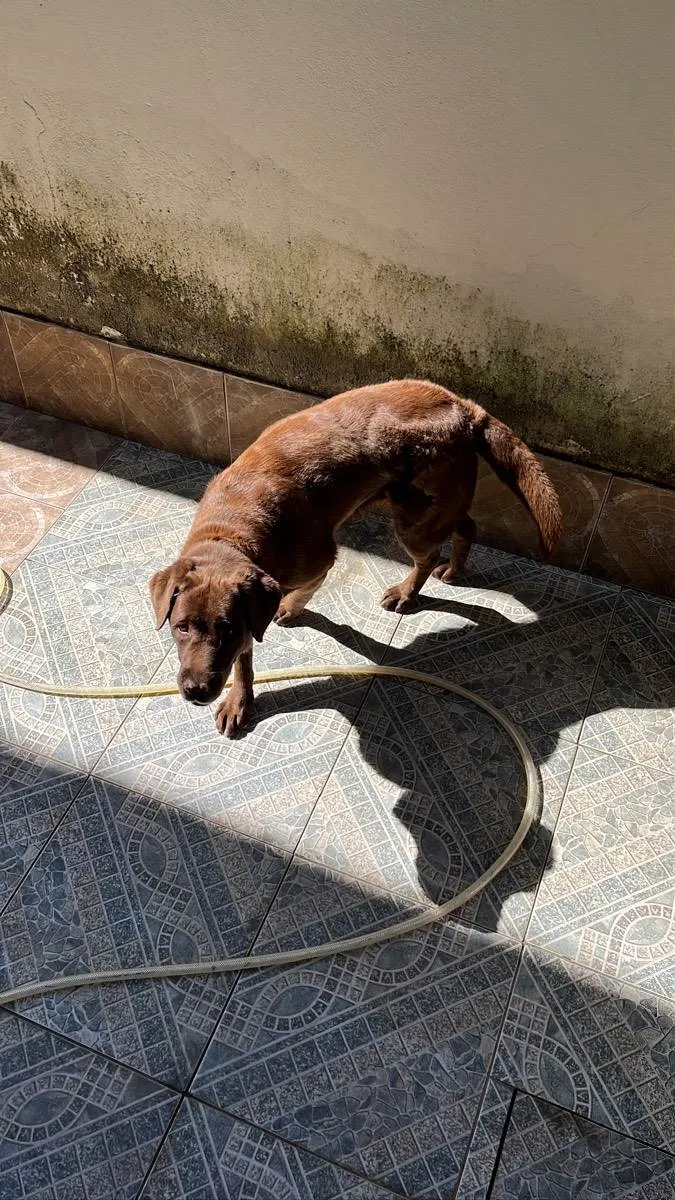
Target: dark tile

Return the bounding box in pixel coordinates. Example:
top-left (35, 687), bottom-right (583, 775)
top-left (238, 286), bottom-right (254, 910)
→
top-left (140, 1097), bottom-right (397, 1198)
top-left (529, 746), bottom-right (674, 998)
top-left (473, 454), bottom-right (611, 570)
top-left (4, 314), bottom-right (122, 434)
top-left (0, 1008), bottom-right (176, 1199)
top-left (495, 947), bottom-right (675, 1153)
top-left (0, 313), bottom-right (24, 407)
top-left (226, 374), bottom-right (317, 458)
top-left (0, 744), bottom-right (86, 910)
top-left (584, 476), bottom-right (675, 597)
top-left (0, 776), bottom-right (287, 1087)
top-left (113, 345), bottom-right (229, 461)
top-left (194, 860), bottom-right (519, 1198)
top-left (490, 1092), bottom-right (675, 1199)
top-left (0, 492), bottom-right (61, 572)
top-left (0, 406), bottom-right (118, 506)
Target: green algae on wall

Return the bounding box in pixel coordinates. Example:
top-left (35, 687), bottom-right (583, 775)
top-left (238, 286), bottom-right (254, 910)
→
top-left (0, 180), bottom-right (673, 487)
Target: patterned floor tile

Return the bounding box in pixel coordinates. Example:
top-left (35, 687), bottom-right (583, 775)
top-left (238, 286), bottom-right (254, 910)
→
top-left (0, 776), bottom-right (287, 1088)
top-left (94, 436), bottom-right (217, 501)
top-left (0, 1008), bottom-right (176, 1199)
top-left (140, 1097), bottom-right (397, 1198)
top-left (193, 861), bottom-right (519, 1198)
top-left (488, 1092), bottom-right (675, 1200)
top-left (453, 1077), bottom-right (514, 1200)
top-left (494, 947), bottom-right (675, 1153)
top-left (581, 590), bottom-right (674, 772)
top-left (0, 743), bottom-right (86, 912)
top-left (94, 675), bottom-right (364, 853)
top-left (0, 491), bottom-right (61, 573)
top-left (385, 546), bottom-right (617, 749)
top-left (0, 405), bottom-right (118, 506)
top-left (528, 747), bottom-right (674, 998)
top-left (297, 676), bottom-right (576, 939)
top-left (0, 544), bottom-right (168, 769)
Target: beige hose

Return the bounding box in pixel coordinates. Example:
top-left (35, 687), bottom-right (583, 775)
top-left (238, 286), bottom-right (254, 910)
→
top-left (0, 569), bottom-right (538, 1004)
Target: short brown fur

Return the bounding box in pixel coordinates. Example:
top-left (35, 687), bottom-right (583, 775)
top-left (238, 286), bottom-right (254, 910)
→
top-left (150, 379), bottom-right (562, 735)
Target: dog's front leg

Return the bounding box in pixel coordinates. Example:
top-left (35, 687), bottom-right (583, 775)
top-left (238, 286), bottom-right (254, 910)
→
top-left (215, 645), bottom-right (255, 737)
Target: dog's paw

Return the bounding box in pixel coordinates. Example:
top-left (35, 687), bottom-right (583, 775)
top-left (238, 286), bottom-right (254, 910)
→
top-left (274, 608), bottom-right (297, 626)
top-left (215, 692), bottom-right (254, 737)
top-left (433, 563), bottom-right (459, 584)
top-left (380, 585), bottom-right (415, 613)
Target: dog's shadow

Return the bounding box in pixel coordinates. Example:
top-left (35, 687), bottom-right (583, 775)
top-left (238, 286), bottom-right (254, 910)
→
top-left (246, 599), bottom-right (558, 933)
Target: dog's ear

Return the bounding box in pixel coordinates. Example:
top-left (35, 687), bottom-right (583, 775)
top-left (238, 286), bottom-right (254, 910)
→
top-left (149, 561), bottom-right (191, 628)
top-left (245, 571), bottom-right (282, 642)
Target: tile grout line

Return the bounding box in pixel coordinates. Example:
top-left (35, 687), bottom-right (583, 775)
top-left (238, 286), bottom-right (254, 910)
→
top-left (451, 941), bottom-right (526, 1199)
top-left (161, 1090), bottom-right (410, 1199)
top-left (519, 586), bottom-right (621, 950)
top-left (2, 311), bottom-right (28, 409)
top-left (482, 1085), bottom-right (518, 1200)
top-left (180, 615), bottom-right (405, 1101)
top-left (578, 471), bottom-right (614, 576)
top-left (0, 770), bottom-right (92, 921)
top-left (134, 1093), bottom-right (184, 1199)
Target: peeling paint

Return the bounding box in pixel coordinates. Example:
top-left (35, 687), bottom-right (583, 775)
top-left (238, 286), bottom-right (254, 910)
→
top-left (0, 174), bottom-right (673, 486)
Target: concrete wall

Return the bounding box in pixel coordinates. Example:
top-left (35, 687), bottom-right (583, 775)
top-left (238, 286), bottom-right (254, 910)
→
top-left (1, 0), bottom-right (673, 482)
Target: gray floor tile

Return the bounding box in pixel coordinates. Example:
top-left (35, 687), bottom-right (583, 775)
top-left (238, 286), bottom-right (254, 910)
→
top-left (581, 590), bottom-right (674, 773)
top-left (0, 459), bottom-right (199, 768)
top-left (0, 777), bottom-right (287, 1087)
top-left (386, 549), bottom-right (617, 748)
top-left (0, 743), bottom-right (86, 911)
top-left (94, 680), bottom-right (361, 853)
top-left (297, 677), bottom-right (576, 939)
top-left (0, 574), bottom-right (136, 770)
top-left (140, 1097), bottom-right (398, 1198)
top-left (528, 746), bottom-right (674, 998)
top-left (489, 1092), bottom-right (675, 1199)
top-left (0, 1008), bottom-right (176, 1199)
top-left (89, 436), bottom-right (217, 501)
top-left (193, 860), bottom-right (519, 1198)
top-left (494, 947), bottom-right (675, 1153)
top-left (453, 1077), bottom-right (514, 1200)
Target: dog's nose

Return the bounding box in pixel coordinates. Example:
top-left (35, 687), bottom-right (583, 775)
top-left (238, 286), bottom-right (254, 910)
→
top-left (181, 679), bottom-right (212, 705)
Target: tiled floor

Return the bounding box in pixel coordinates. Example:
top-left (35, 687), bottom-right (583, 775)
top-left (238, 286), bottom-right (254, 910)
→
top-left (0, 398), bottom-right (673, 1198)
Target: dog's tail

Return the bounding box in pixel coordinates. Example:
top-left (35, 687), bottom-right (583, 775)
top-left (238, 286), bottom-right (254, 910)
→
top-left (474, 411), bottom-right (563, 557)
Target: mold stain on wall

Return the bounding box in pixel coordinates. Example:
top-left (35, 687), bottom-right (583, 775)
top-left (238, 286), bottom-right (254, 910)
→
top-left (0, 166), bottom-right (673, 486)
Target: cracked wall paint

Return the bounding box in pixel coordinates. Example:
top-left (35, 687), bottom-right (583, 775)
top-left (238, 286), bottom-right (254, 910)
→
top-left (0, 0), bottom-right (673, 484)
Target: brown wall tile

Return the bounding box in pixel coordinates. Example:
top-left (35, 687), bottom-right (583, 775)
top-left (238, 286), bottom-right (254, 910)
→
top-left (583, 476), bottom-right (675, 597)
top-left (226, 375), bottom-right (317, 459)
top-left (113, 346), bottom-right (228, 462)
top-left (0, 314), bottom-right (25, 407)
top-left (472, 455), bottom-right (611, 570)
top-left (5, 314), bottom-right (122, 433)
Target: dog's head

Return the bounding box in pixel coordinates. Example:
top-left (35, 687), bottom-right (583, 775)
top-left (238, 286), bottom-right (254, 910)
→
top-left (149, 550), bottom-right (281, 706)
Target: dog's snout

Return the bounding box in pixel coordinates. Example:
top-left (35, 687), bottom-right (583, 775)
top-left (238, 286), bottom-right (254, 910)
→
top-left (181, 678), bottom-right (212, 705)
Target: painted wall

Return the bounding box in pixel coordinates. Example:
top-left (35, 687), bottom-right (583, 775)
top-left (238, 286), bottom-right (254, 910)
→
top-left (1, 0), bottom-right (673, 482)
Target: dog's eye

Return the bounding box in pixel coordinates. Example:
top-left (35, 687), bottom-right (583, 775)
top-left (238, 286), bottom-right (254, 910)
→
top-left (175, 621), bottom-right (190, 634)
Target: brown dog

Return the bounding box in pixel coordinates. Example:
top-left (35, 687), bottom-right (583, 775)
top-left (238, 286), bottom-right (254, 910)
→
top-left (150, 379), bottom-right (562, 735)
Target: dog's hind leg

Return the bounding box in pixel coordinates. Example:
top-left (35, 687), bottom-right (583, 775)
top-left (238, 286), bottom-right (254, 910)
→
top-left (433, 514), bottom-right (477, 583)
